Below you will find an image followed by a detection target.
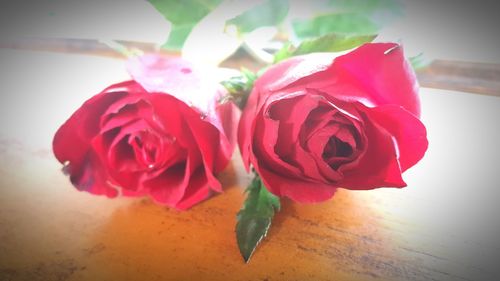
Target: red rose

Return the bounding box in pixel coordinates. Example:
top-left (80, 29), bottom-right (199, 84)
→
top-left (53, 55), bottom-right (238, 210)
top-left (238, 43), bottom-right (428, 203)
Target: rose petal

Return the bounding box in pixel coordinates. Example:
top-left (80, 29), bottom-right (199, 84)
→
top-left (182, 115), bottom-right (223, 192)
top-left (174, 168), bottom-right (211, 210)
top-left (53, 85), bottom-right (129, 197)
top-left (100, 97), bottom-right (154, 132)
top-left (239, 88), bottom-right (304, 170)
top-left (106, 119), bottom-right (155, 169)
top-left (145, 154), bottom-right (193, 206)
top-left (53, 91), bottom-right (126, 167)
top-left (256, 163), bottom-right (337, 203)
top-left (65, 151), bottom-right (118, 197)
top-left (149, 94), bottom-right (197, 149)
top-left (238, 86), bottom-right (260, 171)
top-left (253, 107), bottom-right (302, 176)
top-left (260, 54), bottom-right (332, 93)
top-left (126, 54), bottom-right (225, 122)
top-left (365, 104), bottom-right (428, 172)
top-left (340, 109), bottom-right (407, 189)
top-left (151, 93), bottom-right (223, 192)
top-left (332, 43), bottom-right (420, 117)
top-left (300, 108), bottom-right (337, 144)
top-left (91, 132), bottom-right (143, 191)
top-left (263, 43), bottom-right (420, 117)
top-left (215, 101), bottom-right (240, 168)
top-left (110, 135), bottom-right (140, 172)
top-left (306, 127), bottom-right (336, 157)
top-left (289, 140), bottom-right (327, 181)
top-left (269, 93), bottom-right (317, 157)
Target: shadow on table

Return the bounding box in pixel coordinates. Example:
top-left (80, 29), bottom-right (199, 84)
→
top-left (80, 178), bottom-right (420, 281)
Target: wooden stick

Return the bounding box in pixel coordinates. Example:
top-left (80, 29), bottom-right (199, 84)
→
top-left (1, 37), bottom-right (499, 96)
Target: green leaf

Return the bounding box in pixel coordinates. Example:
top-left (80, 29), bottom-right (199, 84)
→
top-left (294, 33), bottom-right (376, 55)
top-left (272, 42), bottom-right (294, 63)
top-left (226, 0), bottom-right (289, 34)
top-left (409, 53), bottom-right (431, 71)
top-left (220, 68), bottom-right (258, 109)
top-left (236, 175), bottom-right (280, 263)
top-left (291, 0), bottom-right (401, 41)
top-left (292, 13), bottom-right (380, 40)
top-left (328, 0), bottom-right (402, 15)
top-left (274, 34), bottom-right (376, 63)
top-left (148, 0), bottom-right (223, 50)
top-left (162, 24), bottom-right (196, 50)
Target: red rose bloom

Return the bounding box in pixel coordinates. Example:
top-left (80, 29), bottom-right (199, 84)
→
top-left (53, 55), bottom-right (238, 210)
top-left (238, 43), bottom-right (428, 203)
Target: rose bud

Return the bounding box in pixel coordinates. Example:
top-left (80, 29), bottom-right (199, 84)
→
top-left (53, 55), bottom-right (239, 210)
top-left (239, 43), bottom-right (428, 203)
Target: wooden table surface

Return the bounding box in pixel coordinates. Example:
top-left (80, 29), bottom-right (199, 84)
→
top-left (1, 48), bottom-right (500, 281)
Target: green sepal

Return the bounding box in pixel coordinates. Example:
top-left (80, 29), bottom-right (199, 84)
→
top-left (220, 68), bottom-right (258, 109)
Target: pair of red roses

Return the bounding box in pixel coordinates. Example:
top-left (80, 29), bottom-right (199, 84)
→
top-left (53, 43), bottom-right (428, 210)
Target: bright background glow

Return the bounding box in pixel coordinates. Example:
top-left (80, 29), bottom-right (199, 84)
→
top-left (0, 0), bottom-right (500, 279)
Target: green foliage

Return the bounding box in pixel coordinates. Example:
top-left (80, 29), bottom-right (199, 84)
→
top-left (227, 0), bottom-right (289, 34)
top-left (274, 34), bottom-right (376, 63)
top-left (293, 13), bottom-right (379, 39)
top-left (236, 175), bottom-right (280, 262)
top-left (149, 0), bottom-right (400, 56)
top-left (295, 33), bottom-right (376, 55)
top-left (328, 0), bottom-right (402, 14)
top-left (272, 42), bottom-right (294, 63)
top-left (150, 0), bottom-right (290, 50)
top-left (292, 0), bottom-right (401, 40)
top-left (220, 68), bottom-right (258, 109)
top-left (148, 0), bottom-right (223, 50)
top-left (409, 53), bottom-right (431, 71)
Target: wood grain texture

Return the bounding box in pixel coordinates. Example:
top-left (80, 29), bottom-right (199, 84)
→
top-left (0, 49), bottom-right (500, 281)
top-left (417, 60), bottom-right (500, 97)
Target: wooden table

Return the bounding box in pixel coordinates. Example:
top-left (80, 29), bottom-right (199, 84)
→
top-left (1, 48), bottom-right (500, 281)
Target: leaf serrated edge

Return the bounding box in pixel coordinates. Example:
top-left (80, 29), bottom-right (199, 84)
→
top-left (235, 174), bottom-right (280, 263)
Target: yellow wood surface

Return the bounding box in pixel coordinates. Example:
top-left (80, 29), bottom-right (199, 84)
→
top-left (1, 49), bottom-right (500, 281)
